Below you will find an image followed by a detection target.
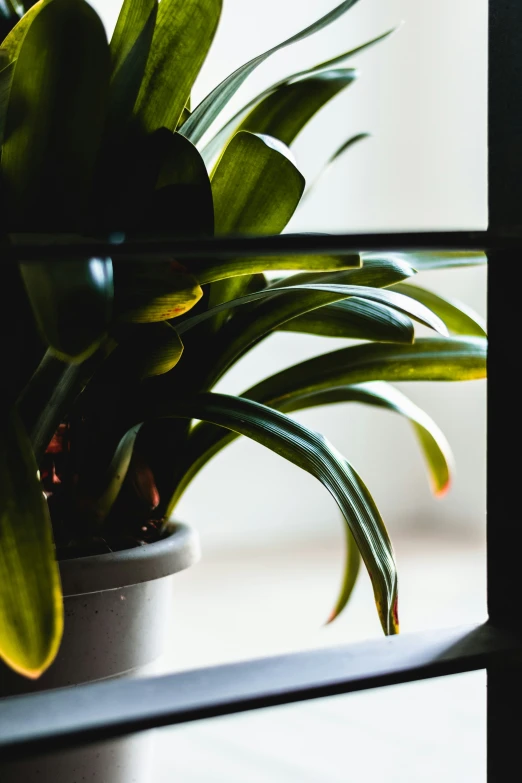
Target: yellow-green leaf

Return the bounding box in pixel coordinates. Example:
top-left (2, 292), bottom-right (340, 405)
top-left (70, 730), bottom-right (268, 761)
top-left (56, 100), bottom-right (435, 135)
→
top-left (133, 0), bottom-right (222, 133)
top-left (108, 0), bottom-right (158, 131)
top-left (114, 262), bottom-right (203, 323)
top-left (0, 409), bottom-right (63, 679)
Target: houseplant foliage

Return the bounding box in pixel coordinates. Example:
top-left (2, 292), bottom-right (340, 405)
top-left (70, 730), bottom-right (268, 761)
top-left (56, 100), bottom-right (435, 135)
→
top-left (0, 0), bottom-right (487, 678)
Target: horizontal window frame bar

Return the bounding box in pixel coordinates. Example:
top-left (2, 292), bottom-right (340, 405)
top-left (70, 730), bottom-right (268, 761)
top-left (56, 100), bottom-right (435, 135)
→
top-left (0, 230), bottom-right (518, 261)
top-left (1, 621), bottom-right (520, 761)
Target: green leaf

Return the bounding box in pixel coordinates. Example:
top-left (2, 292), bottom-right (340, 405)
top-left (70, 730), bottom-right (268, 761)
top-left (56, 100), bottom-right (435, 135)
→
top-left (108, 0), bottom-right (158, 131)
top-left (175, 282), bottom-right (449, 338)
top-left (115, 391), bottom-right (399, 634)
top-left (235, 68), bottom-right (358, 147)
top-left (19, 258), bottom-right (114, 363)
top-left (16, 350), bottom-right (83, 461)
top-left (276, 382), bottom-right (455, 498)
top-left (0, 409), bottom-right (63, 678)
top-left (242, 337), bottom-right (488, 408)
top-left (208, 131), bottom-right (305, 328)
top-left (114, 261), bottom-right (203, 323)
top-left (133, 0), bottom-right (222, 133)
top-left (169, 379), bottom-right (454, 536)
top-left (100, 322), bottom-right (184, 379)
top-left (364, 251), bottom-right (487, 271)
top-left (199, 27), bottom-right (397, 166)
top-left (181, 0), bottom-right (363, 145)
top-left (329, 525), bottom-right (361, 623)
top-left (78, 424), bottom-right (143, 527)
top-left (145, 130), bottom-right (214, 236)
top-left (175, 278), bottom-right (446, 394)
top-left (97, 128), bottom-right (214, 236)
top-left (0, 0), bottom-right (44, 62)
top-left (212, 131), bottom-right (305, 235)
top-left (0, 58), bottom-right (14, 144)
top-left (1, 0), bottom-right (110, 230)
top-left (110, 0), bottom-right (157, 72)
top-left (390, 282), bottom-right (487, 337)
top-left (193, 254), bottom-right (360, 286)
top-left (273, 254), bottom-right (417, 289)
top-left (279, 297), bottom-right (415, 344)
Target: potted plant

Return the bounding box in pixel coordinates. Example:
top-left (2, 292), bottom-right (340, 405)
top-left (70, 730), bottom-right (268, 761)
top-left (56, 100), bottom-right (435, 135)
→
top-left (0, 0), bottom-right (487, 780)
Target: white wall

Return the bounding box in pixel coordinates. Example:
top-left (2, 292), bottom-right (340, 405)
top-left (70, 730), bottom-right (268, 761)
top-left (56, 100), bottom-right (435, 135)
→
top-left (91, 0), bottom-right (488, 553)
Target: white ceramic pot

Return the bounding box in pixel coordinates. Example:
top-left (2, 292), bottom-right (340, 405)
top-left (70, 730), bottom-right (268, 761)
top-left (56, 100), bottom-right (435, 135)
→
top-left (0, 522), bottom-right (200, 783)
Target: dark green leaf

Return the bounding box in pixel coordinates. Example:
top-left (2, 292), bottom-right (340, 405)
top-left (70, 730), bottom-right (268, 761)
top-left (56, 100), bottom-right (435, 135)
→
top-left (114, 391), bottom-right (399, 634)
top-left (16, 349), bottom-right (83, 461)
top-left (199, 27), bottom-right (396, 166)
top-left (100, 322), bottom-right (184, 379)
top-left (79, 424), bottom-right (143, 527)
top-left (390, 282), bottom-right (487, 337)
top-left (0, 409), bottom-right (63, 678)
top-left (2, 0), bottom-right (110, 230)
top-left (133, 0), bottom-right (222, 133)
top-left (97, 129), bottom-right (214, 236)
top-left (19, 258), bottom-right (114, 363)
top-left (181, 0), bottom-right (363, 145)
top-left (175, 282), bottom-right (449, 338)
top-left (279, 297), bottom-right (415, 344)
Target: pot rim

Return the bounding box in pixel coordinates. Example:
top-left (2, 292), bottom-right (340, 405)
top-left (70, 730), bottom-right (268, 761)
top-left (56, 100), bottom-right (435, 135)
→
top-left (58, 521), bottom-right (200, 597)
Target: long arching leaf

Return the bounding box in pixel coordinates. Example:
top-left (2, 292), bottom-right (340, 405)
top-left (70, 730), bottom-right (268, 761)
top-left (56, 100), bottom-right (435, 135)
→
top-left (193, 254), bottom-right (361, 285)
top-left (0, 409), bottom-right (63, 679)
top-left (278, 297), bottom-right (415, 344)
top-left (175, 282), bottom-right (449, 337)
top-left (390, 282), bottom-right (487, 337)
top-left (278, 382), bottom-right (455, 497)
top-left (180, 0), bottom-right (363, 145)
top-left (242, 337), bottom-right (487, 408)
top-left (199, 27), bottom-right (397, 166)
top-left (172, 381), bottom-right (455, 531)
top-left (270, 254), bottom-right (417, 289)
top-left (364, 251), bottom-right (487, 271)
top-left (114, 392), bottom-right (399, 634)
top-left (133, 0), bottom-right (222, 133)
